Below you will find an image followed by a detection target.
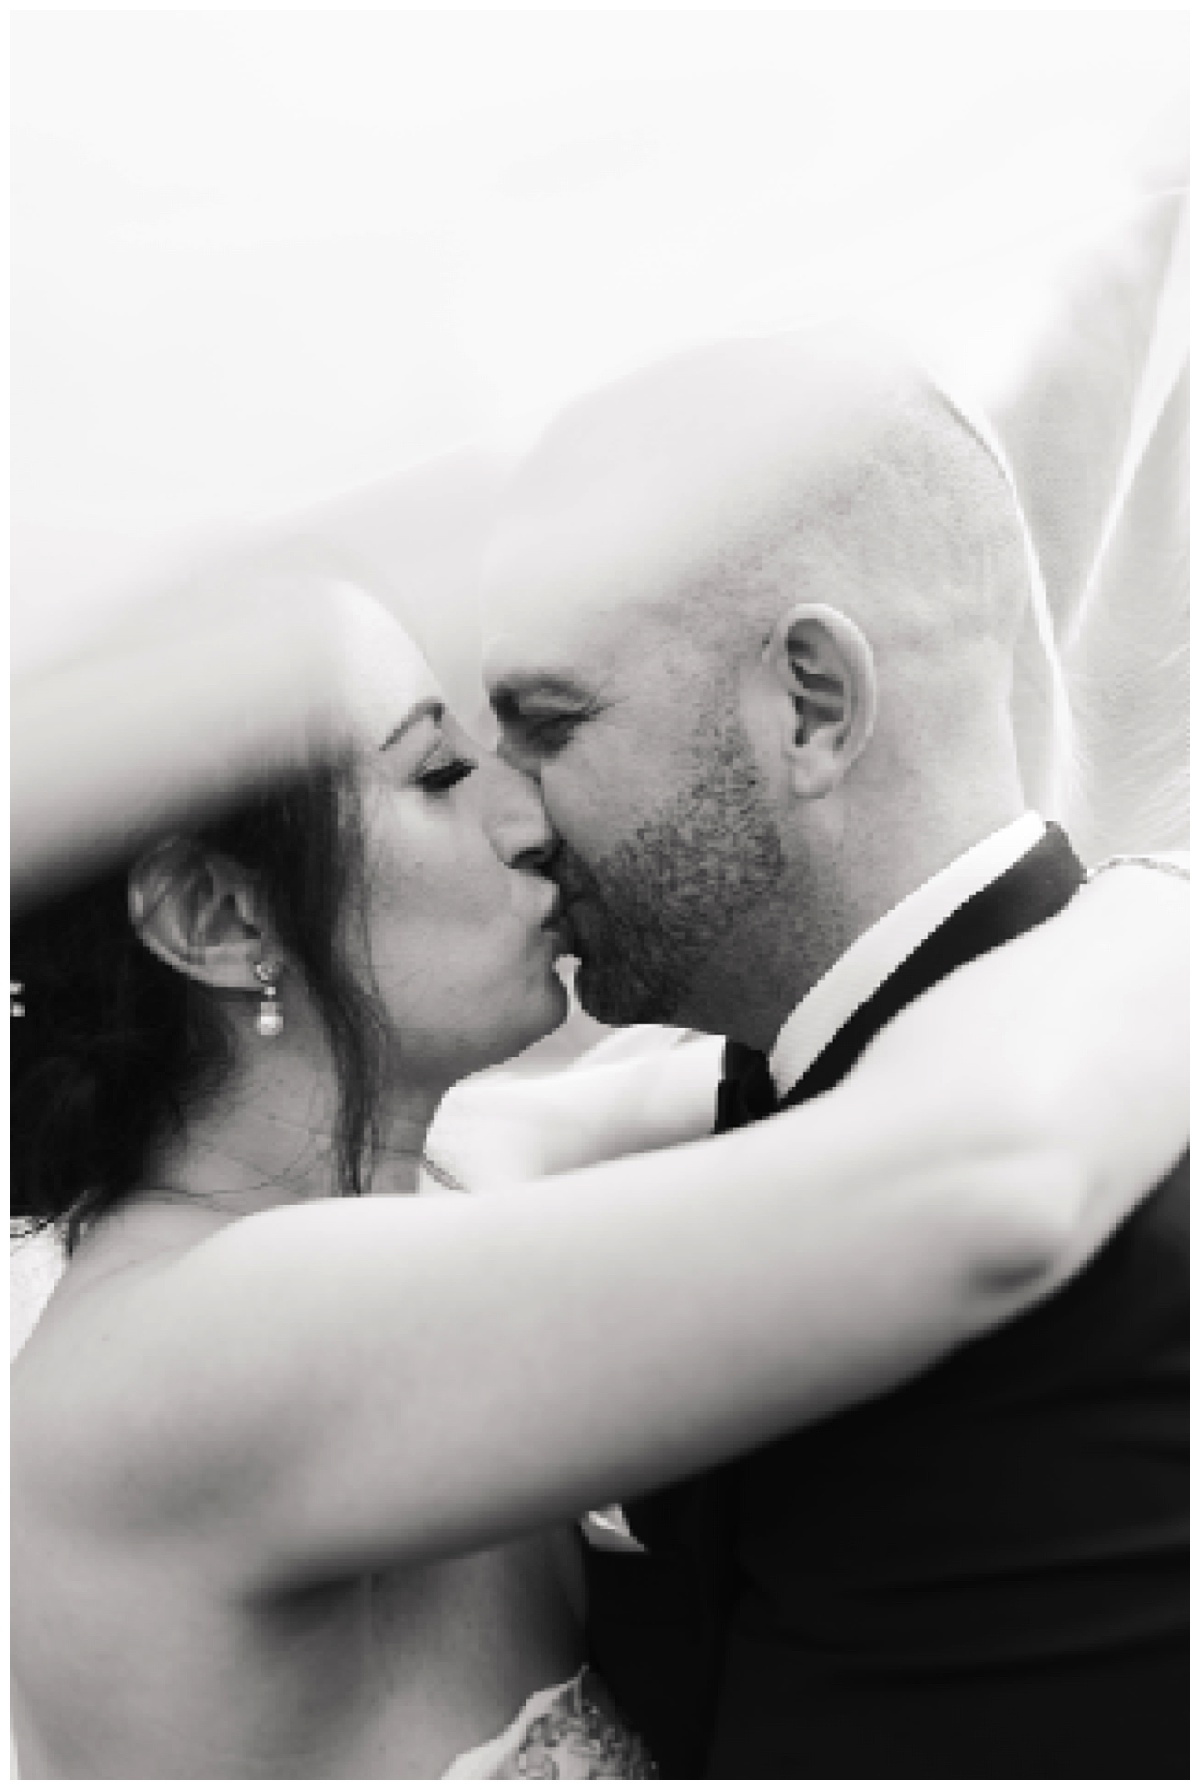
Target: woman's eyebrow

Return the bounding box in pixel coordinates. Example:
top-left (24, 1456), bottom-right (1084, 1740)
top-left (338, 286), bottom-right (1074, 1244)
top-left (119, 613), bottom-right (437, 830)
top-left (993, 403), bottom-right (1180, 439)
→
top-left (379, 698), bottom-right (444, 752)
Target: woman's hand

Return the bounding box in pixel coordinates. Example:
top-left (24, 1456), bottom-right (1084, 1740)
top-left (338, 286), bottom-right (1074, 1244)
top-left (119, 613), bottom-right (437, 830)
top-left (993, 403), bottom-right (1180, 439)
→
top-left (428, 1029), bottom-right (723, 1186)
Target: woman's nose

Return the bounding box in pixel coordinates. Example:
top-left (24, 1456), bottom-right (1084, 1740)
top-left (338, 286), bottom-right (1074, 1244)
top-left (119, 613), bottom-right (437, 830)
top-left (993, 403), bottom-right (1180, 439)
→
top-left (479, 753), bottom-right (557, 871)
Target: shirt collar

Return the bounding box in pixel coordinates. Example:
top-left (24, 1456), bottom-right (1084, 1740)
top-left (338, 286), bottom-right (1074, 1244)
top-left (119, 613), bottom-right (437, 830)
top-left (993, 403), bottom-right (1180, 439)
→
top-left (768, 813), bottom-right (1046, 1098)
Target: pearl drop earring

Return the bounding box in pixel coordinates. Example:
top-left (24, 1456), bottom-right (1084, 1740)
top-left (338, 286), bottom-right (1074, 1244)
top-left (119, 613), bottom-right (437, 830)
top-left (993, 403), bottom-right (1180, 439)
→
top-left (254, 959), bottom-right (283, 1037)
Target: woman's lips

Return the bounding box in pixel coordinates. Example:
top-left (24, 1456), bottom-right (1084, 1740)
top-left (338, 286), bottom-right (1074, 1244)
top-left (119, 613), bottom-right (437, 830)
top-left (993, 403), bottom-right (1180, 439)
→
top-left (540, 898), bottom-right (578, 953)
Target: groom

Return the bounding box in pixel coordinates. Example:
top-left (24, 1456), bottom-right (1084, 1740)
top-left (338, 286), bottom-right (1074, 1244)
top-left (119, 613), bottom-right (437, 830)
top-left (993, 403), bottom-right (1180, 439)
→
top-left (481, 328), bottom-right (1189, 1778)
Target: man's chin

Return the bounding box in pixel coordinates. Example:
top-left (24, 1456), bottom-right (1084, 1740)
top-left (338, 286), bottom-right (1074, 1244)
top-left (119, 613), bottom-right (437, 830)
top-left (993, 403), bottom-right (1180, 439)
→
top-left (574, 954), bottom-right (680, 1029)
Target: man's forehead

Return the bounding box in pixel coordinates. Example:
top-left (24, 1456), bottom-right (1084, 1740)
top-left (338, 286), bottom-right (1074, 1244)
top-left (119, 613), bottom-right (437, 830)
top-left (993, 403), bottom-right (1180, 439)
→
top-left (481, 466), bottom-right (735, 675)
top-left (482, 613), bottom-right (617, 706)
top-left (484, 329), bottom-right (905, 656)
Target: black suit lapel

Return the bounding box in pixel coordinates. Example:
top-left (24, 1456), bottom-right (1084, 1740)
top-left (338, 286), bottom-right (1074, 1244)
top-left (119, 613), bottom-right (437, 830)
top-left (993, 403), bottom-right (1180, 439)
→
top-left (783, 823), bottom-right (1084, 1109)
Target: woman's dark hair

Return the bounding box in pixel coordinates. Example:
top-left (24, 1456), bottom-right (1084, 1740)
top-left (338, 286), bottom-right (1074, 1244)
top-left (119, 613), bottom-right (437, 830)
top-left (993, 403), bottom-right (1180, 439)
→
top-left (12, 756), bottom-right (386, 1254)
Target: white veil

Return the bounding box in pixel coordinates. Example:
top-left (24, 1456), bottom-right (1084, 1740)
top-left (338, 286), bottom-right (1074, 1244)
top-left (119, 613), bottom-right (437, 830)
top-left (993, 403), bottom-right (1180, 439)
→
top-left (906, 186), bottom-right (1189, 857)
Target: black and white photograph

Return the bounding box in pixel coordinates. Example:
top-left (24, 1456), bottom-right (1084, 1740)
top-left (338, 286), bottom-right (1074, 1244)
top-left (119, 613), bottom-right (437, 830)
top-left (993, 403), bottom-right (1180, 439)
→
top-left (11, 8), bottom-right (1189, 1780)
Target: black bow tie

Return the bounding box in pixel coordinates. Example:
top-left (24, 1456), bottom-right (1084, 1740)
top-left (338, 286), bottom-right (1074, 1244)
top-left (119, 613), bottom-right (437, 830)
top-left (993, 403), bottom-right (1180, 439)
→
top-left (715, 1042), bottom-right (781, 1132)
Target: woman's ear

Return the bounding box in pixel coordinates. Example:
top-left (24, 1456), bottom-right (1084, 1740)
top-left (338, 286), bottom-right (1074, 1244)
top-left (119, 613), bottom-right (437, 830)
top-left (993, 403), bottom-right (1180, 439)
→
top-left (128, 836), bottom-right (271, 989)
top-left (762, 602), bottom-right (878, 798)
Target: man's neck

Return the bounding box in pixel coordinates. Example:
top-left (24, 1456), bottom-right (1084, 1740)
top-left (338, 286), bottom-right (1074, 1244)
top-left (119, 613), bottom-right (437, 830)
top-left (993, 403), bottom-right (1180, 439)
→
top-left (696, 798), bottom-right (1030, 1051)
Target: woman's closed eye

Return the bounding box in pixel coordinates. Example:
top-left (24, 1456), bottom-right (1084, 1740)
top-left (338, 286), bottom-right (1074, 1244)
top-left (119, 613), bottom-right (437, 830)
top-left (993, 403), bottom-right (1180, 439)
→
top-left (416, 754), bottom-right (477, 794)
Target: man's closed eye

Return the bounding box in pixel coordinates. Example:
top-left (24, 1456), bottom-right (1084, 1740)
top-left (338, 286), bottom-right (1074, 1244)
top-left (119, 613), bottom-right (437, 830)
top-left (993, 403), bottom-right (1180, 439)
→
top-left (511, 712), bottom-right (581, 754)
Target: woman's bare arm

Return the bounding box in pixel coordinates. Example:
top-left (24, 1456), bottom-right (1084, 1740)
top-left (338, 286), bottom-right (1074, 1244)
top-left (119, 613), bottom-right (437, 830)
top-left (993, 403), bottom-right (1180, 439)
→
top-left (18, 862), bottom-right (1186, 1595)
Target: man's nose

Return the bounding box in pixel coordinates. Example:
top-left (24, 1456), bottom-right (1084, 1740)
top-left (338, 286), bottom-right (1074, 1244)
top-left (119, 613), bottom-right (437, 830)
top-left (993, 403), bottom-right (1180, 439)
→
top-left (482, 754), bottom-right (558, 871)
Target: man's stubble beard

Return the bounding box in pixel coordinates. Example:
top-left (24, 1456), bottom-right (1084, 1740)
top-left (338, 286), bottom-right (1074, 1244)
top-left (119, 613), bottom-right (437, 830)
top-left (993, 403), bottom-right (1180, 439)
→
top-left (564, 692), bottom-right (788, 1027)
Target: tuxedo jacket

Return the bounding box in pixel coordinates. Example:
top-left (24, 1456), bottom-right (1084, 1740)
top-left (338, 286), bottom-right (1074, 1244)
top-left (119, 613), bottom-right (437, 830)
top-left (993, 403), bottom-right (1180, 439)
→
top-left (584, 827), bottom-right (1189, 1778)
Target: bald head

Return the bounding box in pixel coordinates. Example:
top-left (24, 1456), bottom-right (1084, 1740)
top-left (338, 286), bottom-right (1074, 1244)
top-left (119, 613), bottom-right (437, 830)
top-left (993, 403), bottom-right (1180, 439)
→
top-left (486, 325), bottom-right (1029, 700)
top-left (482, 325), bottom-right (1032, 1038)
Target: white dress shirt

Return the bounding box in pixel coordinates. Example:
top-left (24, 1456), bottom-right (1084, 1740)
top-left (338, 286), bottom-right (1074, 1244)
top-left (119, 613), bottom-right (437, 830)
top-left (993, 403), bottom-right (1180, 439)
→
top-left (768, 813), bottom-right (1047, 1098)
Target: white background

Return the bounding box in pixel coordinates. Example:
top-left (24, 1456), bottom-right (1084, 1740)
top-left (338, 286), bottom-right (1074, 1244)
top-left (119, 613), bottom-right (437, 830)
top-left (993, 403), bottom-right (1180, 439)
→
top-left (12, 9), bottom-right (1186, 663)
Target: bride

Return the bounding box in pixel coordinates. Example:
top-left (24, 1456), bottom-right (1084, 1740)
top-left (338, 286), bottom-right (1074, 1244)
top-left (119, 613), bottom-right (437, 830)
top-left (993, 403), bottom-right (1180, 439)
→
top-left (10, 598), bottom-right (1188, 1779)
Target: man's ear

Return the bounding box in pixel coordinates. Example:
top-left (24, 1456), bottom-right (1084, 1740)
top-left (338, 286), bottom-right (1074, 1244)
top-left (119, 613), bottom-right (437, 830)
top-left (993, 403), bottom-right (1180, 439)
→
top-left (128, 836), bottom-right (272, 990)
top-left (763, 603), bottom-right (878, 798)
